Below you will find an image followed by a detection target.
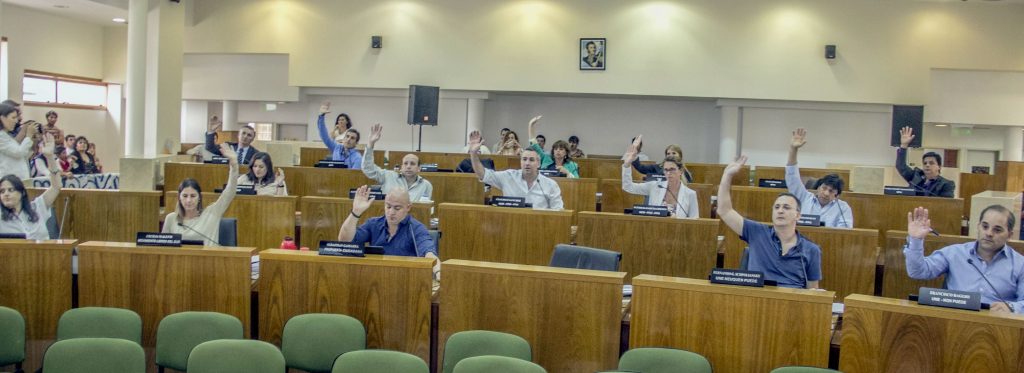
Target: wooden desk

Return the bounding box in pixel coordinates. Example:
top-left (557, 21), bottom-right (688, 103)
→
top-left (280, 167), bottom-right (373, 198)
top-left (437, 203), bottom-right (573, 266)
top-left (0, 240), bottom-right (75, 373)
top-left (844, 192), bottom-right (963, 244)
top-left (299, 147), bottom-right (330, 167)
top-left (29, 189), bottom-right (161, 242)
top-left (491, 178), bottom-right (597, 218)
top-left (164, 162), bottom-right (249, 196)
top-left (728, 186), bottom-right (788, 222)
top-left (298, 197), bottom-right (433, 250)
top-left (419, 172), bottom-right (487, 205)
top-left (576, 212), bottom-right (719, 280)
top-left (880, 230), bottom-right (1024, 300)
top-left (575, 158), bottom-right (635, 180)
top-left (166, 192), bottom-right (296, 251)
top-left (958, 172), bottom-right (996, 216)
top-left (994, 161), bottom-right (1024, 192)
top-left (688, 163), bottom-right (749, 186)
top-left (386, 151), bottom-right (462, 170)
top-left (630, 275), bottom-right (834, 372)
top-left (753, 166), bottom-right (850, 188)
top-left (76, 241), bottom-right (256, 346)
top-left (840, 294), bottom-right (1024, 373)
top-left (259, 249), bottom-right (433, 361)
top-left (440, 260), bottom-right (625, 373)
top-left (598, 180), bottom-right (714, 219)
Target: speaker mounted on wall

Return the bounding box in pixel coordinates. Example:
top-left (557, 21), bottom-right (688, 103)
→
top-left (824, 45), bottom-right (837, 59)
top-left (890, 105), bottom-right (924, 148)
top-left (407, 85), bottom-right (439, 126)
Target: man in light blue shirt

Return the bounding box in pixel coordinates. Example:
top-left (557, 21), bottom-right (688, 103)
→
top-left (905, 205), bottom-right (1023, 314)
top-left (316, 102), bottom-right (362, 168)
top-left (786, 128), bottom-right (853, 228)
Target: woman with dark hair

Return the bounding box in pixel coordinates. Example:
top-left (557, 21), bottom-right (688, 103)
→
top-left (330, 113), bottom-right (353, 138)
top-left (0, 134), bottom-right (62, 239)
top-left (525, 115), bottom-right (579, 177)
top-left (0, 103), bottom-right (37, 180)
top-left (28, 131), bottom-right (51, 178)
top-left (621, 136), bottom-right (699, 219)
top-left (68, 137), bottom-right (99, 174)
top-left (237, 152), bottom-right (287, 196)
top-left (162, 143), bottom-right (239, 246)
top-left (495, 131), bottom-right (522, 156)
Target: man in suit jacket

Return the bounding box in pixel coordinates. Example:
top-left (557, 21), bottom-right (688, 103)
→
top-left (895, 126), bottom-right (955, 198)
top-left (205, 115), bottom-right (259, 165)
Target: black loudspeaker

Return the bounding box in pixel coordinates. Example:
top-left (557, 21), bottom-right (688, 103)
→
top-left (825, 45), bottom-right (836, 59)
top-left (890, 105), bottom-right (924, 148)
top-left (408, 85), bottom-right (439, 126)
top-left (371, 36), bottom-right (382, 49)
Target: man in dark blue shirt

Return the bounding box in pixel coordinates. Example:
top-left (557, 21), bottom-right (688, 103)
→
top-left (338, 185), bottom-right (439, 276)
top-left (716, 155), bottom-right (822, 289)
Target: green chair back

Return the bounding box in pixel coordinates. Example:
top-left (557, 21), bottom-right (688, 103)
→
top-left (57, 307), bottom-right (142, 344)
top-left (331, 350), bottom-right (428, 373)
top-left (156, 311), bottom-right (244, 371)
top-left (187, 339), bottom-right (285, 373)
top-left (283, 313), bottom-right (366, 373)
top-left (0, 306), bottom-right (25, 367)
top-left (619, 347), bottom-right (712, 373)
top-left (42, 337), bottom-right (145, 373)
top-left (442, 330), bottom-right (532, 373)
top-left (453, 355), bottom-right (546, 373)
top-left (771, 367), bottom-right (841, 373)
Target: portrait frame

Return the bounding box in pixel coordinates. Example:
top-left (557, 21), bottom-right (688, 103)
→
top-left (580, 38), bottom-right (606, 71)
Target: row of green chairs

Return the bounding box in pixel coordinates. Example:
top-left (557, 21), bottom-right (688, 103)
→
top-left (599, 347), bottom-right (841, 373)
top-left (0, 306), bottom-right (25, 373)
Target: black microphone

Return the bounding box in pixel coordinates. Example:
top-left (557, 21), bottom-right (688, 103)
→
top-left (57, 196), bottom-right (69, 239)
top-left (657, 184), bottom-right (683, 217)
top-left (966, 258), bottom-right (1015, 312)
top-left (177, 220), bottom-right (221, 247)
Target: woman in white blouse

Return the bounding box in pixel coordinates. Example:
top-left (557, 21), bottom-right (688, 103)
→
top-left (0, 134), bottom-right (62, 239)
top-left (621, 135), bottom-right (699, 219)
top-left (162, 143), bottom-right (239, 246)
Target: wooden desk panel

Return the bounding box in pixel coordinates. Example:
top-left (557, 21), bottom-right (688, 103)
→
top-left (688, 163), bottom-right (749, 186)
top-left (280, 167), bottom-right (373, 198)
top-left (0, 240), bottom-right (75, 373)
top-left (437, 203), bottom-right (573, 266)
top-left (630, 275), bottom-right (834, 372)
top-left (167, 192), bottom-right (297, 251)
top-left (754, 166), bottom-right (850, 188)
top-left (419, 172), bottom-right (486, 205)
top-left (29, 189), bottom-right (161, 242)
top-left (440, 260), bottom-right (625, 373)
top-left (557, 178), bottom-right (598, 214)
top-left (259, 250), bottom-right (433, 361)
top-left (77, 242), bottom-right (255, 346)
top-left (881, 230), bottom-right (1024, 299)
top-left (959, 172), bottom-right (996, 216)
top-left (729, 186), bottom-right (787, 222)
top-left (575, 158), bottom-right (633, 180)
top-left (576, 212), bottom-right (719, 280)
top-left (994, 161), bottom-right (1024, 192)
top-left (298, 197), bottom-right (433, 250)
top-left (164, 162), bottom-right (249, 196)
top-left (840, 294), bottom-right (1024, 373)
top-left (844, 193), bottom-right (963, 243)
top-left (299, 147), bottom-right (330, 167)
top-left (387, 151), bottom-right (459, 170)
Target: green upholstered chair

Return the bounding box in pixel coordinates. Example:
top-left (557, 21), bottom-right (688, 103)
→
top-left (618, 347), bottom-right (712, 373)
top-left (155, 311), bottom-right (244, 372)
top-left (42, 338), bottom-right (145, 373)
top-left (771, 367), bottom-right (842, 373)
top-left (442, 330), bottom-right (532, 373)
top-left (331, 350), bottom-right (428, 373)
top-left (56, 307), bottom-right (142, 345)
top-left (186, 339), bottom-right (285, 373)
top-left (0, 307), bottom-right (25, 373)
top-left (453, 355), bottom-right (546, 373)
top-left (282, 313), bottom-right (366, 373)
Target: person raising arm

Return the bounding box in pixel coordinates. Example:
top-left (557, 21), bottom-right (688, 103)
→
top-left (362, 123), bottom-right (433, 202)
top-left (785, 128), bottom-right (853, 228)
top-left (526, 115), bottom-right (579, 178)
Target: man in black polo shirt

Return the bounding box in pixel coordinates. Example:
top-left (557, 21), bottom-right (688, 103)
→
top-left (895, 126), bottom-right (955, 198)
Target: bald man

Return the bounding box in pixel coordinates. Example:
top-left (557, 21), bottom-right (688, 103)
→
top-left (339, 185), bottom-right (439, 265)
top-left (362, 123), bottom-right (433, 202)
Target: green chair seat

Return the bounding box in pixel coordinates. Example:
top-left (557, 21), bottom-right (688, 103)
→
top-left (156, 311), bottom-right (244, 372)
top-left (331, 350), bottom-right (428, 373)
top-left (453, 355), bottom-right (546, 373)
top-left (771, 367), bottom-right (841, 373)
top-left (618, 347), bottom-right (712, 373)
top-left (283, 313), bottom-right (366, 373)
top-left (42, 337), bottom-right (145, 373)
top-left (0, 306), bottom-right (26, 370)
top-left (57, 307), bottom-right (142, 344)
top-left (442, 330), bottom-right (532, 373)
top-left (187, 339), bottom-right (285, 373)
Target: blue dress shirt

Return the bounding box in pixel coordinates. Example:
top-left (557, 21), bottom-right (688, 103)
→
top-left (904, 237), bottom-right (1023, 313)
top-left (740, 219), bottom-right (822, 288)
top-left (352, 215), bottom-right (437, 257)
top-left (317, 114), bottom-right (362, 169)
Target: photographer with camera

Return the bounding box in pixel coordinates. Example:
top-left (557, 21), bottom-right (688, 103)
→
top-left (0, 103), bottom-right (37, 180)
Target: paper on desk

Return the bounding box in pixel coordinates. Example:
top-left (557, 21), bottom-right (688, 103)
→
top-left (832, 302), bottom-right (844, 314)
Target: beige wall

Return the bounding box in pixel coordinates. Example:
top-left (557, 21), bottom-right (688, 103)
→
top-left (185, 0), bottom-right (1024, 104)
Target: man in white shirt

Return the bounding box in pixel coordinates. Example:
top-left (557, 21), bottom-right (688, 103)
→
top-left (467, 130), bottom-right (563, 210)
top-left (361, 124), bottom-right (433, 202)
top-left (785, 128), bottom-right (854, 228)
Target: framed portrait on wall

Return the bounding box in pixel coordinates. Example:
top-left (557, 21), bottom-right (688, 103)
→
top-left (580, 38), bottom-right (606, 70)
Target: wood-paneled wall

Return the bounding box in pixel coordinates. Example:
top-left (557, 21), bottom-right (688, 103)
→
top-left (753, 166), bottom-right (850, 188)
top-left (30, 188), bottom-right (161, 242)
top-left (437, 203), bottom-right (573, 266)
top-left (279, 167), bottom-right (373, 198)
top-left (164, 162), bottom-right (248, 196)
top-left (959, 172), bottom-right (997, 217)
top-left (844, 193), bottom-right (963, 245)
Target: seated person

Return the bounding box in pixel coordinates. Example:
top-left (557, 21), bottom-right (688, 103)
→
top-left (786, 128), bottom-right (853, 228)
top-left (316, 102), bottom-right (362, 168)
top-left (338, 185), bottom-right (440, 278)
top-left (495, 130), bottom-right (523, 156)
top-left (526, 116), bottom-right (579, 178)
top-left (467, 130), bottom-right (563, 209)
top-left (904, 205), bottom-right (1022, 313)
top-left (68, 136), bottom-right (99, 175)
top-left (362, 124), bottom-right (433, 202)
top-left (568, 135), bottom-right (585, 159)
top-left (896, 126), bottom-right (955, 197)
top-left (205, 116), bottom-right (259, 165)
top-left (237, 152), bottom-right (288, 196)
top-left (460, 130), bottom-right (491, 154)
top-left (0, 134), bottom-right (62, 240)
top-left (632, 143), bottom-right (694, 183)
top-left (621, 135), bottom-right (698, 218)
top-left (163, 144), bottom-right (239, 246)
top-left (329, 112), bottom-right (353, 139)
top-left (717, 155), bottom-right (822, 289)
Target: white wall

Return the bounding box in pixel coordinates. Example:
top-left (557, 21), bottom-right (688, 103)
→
top-left (182, 54), bottom-right (300, 102)
top-left (927, 69), bottom-right (1024, 127)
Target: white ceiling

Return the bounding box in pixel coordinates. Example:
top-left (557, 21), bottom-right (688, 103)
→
top-left (3, 0), bottom-right (127, 26)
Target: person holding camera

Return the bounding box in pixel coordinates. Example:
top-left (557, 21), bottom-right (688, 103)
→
top-left (0, 103), bottom-right (37, 180)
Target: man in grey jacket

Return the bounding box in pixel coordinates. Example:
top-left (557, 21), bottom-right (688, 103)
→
top-left (361, 123), bottom-right (433, 202)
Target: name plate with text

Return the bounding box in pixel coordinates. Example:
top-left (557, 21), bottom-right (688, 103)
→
top-left (319, 241), bottom-right (365, 257)
top-left (491, 196), bottom-right (527, 208)
top-left (315, 160), bottom-right (349, 169)
top-left (204, 157), bottom-right (229, 164)
top-left (420, 163), bottom-right (439, 172)
top-left (136, 232), bottom-right (182, 247)
top-left (539, 169), bottom-right (566, 178)
top-left (631, 204), bottom-right (670, 217)
top-left (918, 287), bottom-right (981, 311)
top-left (797, 214), bottom-right (822, 227)
top-left (758, 179), bottom-right (787, 188)
top-left (349, 189), bottom-right (386, 200)
top-left (709, 268), bottom-right (765, 287)
top-left (884, 185), bottom-right (917, 196)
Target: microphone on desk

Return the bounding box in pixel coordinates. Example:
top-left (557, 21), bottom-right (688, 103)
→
top-left (57, 196), bottom-right (69, 239)
top-left (966, 258), bottom-right (1015, 312)
top-left (657, 184), bottom-right (681, 216)
top-left (177, 220), bottom-right (222, 247)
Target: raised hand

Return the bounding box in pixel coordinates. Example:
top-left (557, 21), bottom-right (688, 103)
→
top-left (319, 101), bottom-right (331, 115)
top-left (41, 133), bottom-right (56, 157)
top-left (352, 185), bottom-right (374, 215)
top-left (623, 135), bottom-right (642, 164)
top-left (907, 207), bottom-right (932, 240)
top-left (219, 143), bottom-right (238, 161)
top-left (791, 128), bottom-right (807, 149)
top-left (208, 115), bottom-right (222, 132)
top-left (468, 130), bottom-right (484, 153)
top-left (900, 126), bottom-right (915, 148)
top-left (528, 115), bottom-right (543, 129)
top-left (368, 123), bottom-right (383, 147)
top-left (723, 155), bottom-right (748, 177)
top-left (275, 168), bottom-right (285, 186)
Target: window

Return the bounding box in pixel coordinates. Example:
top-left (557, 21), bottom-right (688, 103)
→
top-left (255, 123), bottom-right (274, 141)
top-left (22, 70), bottom-right (108, 109)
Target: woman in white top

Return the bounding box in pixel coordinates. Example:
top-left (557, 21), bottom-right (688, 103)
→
top-left (621, 135), bottom-right (699, 219)
top-left (0, 104), bottom-right (36, 180)
top-left (0, 134), bottom-right (62, 240)
top-left (163, 143), bottom-right (239, 246)
top-left (237, 152), bottom-right (287, 196)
